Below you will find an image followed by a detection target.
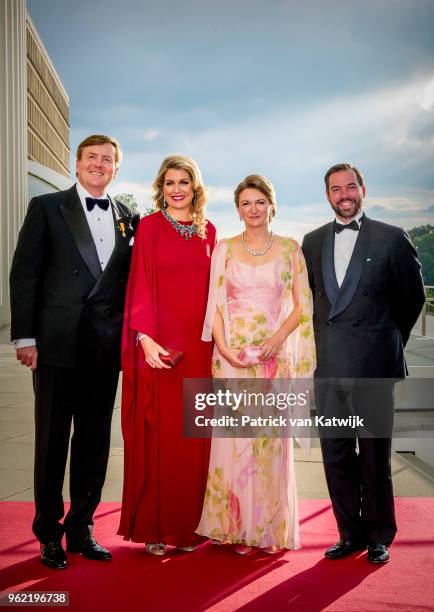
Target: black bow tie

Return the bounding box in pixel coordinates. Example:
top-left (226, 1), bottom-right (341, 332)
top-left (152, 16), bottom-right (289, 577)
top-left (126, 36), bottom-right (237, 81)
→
top-left (334, 219), bottom-right (360, 234)
top-left (85, 197), bottom-right (110, 212)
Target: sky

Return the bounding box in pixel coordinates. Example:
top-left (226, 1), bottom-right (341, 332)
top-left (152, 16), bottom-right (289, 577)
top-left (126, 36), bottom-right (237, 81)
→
top-left (28, 0), bottom-right (434, 239)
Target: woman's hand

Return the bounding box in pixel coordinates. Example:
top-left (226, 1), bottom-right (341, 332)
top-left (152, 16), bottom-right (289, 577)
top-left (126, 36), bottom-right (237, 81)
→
top-left (220, 346), bottom-right (252, 369)
top-left (258, 331), bottom-right (286, 361)
top-left (139, 334), bottom-right (171, 369)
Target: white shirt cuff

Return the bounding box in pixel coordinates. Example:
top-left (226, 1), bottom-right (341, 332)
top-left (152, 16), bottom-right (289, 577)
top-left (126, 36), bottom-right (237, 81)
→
top-left (14, 338), bottom-right (36, 349)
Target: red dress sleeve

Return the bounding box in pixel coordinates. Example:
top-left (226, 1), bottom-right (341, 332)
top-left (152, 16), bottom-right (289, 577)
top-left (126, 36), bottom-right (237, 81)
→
top-left (121, 218), bottom-right (157, 433)
top-left (119, 218), bottom-right (159, 532)
top-left (122, 218), bottom-right (157, 339)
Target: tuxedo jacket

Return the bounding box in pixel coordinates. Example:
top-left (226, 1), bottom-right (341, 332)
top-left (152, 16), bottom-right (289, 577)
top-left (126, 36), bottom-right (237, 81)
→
top-left (302, 215), bottom-right (425, 378)
top-left (10, 185), bottom-right (140, 369)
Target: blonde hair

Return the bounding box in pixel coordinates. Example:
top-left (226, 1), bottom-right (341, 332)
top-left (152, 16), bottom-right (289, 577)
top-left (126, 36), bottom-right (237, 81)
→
top-left (76, 134), bottom-right (122, 167)
top-left (234, 174), bottom-right (277, 220)
top-left (152, 154), bottom-right (208, 239)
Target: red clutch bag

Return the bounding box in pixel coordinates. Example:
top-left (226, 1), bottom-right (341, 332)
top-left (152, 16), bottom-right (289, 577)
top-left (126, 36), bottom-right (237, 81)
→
top-left (160, 349), bottom-right (184, 367)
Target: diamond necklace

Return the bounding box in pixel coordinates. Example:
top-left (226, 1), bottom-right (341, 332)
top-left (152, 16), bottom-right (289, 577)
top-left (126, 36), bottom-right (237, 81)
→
top-left (162, 208), bottom-right (197, 240)
top-left (241, 231), bottom-right (274, 256)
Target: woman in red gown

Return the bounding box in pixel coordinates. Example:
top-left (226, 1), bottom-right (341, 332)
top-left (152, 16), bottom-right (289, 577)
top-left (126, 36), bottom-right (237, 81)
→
top-left (118, 155), bottom-right (216, 554)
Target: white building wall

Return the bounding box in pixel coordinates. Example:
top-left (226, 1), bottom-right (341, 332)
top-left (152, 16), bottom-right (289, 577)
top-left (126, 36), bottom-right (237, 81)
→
top-left (28, 160), bottom-right (72, 199)
top-left (0, 0), bottom-right (28, 328)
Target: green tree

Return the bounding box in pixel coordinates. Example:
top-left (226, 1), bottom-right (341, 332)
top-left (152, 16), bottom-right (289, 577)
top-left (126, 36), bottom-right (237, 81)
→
top-left (408, 225), bottom-right (434, 286)
top-left (114, 193), bottom-right (156, 217)
top-left (114, 193), bottom-right (139, 213)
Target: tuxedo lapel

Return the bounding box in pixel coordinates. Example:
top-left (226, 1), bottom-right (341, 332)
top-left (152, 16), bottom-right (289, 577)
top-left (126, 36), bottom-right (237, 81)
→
top-left (322, 222), bottom-right (339, 306)
top-left (60, 186), bottom-right (102, 280)
top-left (329, 216), bottom-right (370, 320)
top-left (111, 198), bottom-right (132, 247)
top-left (87, 198), bottom-right (133, 300)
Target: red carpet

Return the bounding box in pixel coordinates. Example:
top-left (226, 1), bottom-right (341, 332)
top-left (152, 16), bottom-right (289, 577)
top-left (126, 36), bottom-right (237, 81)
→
top-left (0, 498), bottom-right (433, 611)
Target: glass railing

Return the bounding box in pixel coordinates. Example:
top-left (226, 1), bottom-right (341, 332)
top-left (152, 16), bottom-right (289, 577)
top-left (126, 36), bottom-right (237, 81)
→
top-left (418, 286), bottom-right (433, 337)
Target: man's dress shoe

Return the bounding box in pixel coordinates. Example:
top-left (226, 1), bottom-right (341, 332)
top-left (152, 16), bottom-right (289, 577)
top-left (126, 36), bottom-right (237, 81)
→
top-left (324, 540), bottom-right (367, 559)
top-left (66, 534), bottom-right (112, 560)
top-left (40, 540), bottom-right (67, 569)
top-left (368, 543), bottom-right (390, 564)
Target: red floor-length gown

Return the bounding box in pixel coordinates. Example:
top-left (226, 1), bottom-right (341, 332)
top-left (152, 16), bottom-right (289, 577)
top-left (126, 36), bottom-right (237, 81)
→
top-left (118, 211), bottom-right (216, 545)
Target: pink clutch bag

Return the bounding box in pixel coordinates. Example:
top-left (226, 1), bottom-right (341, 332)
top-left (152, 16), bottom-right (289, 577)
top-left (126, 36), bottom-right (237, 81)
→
top-left (238, 346), bottom-right (263, 364)
top-left (238, 346), bottom-right (278, 379)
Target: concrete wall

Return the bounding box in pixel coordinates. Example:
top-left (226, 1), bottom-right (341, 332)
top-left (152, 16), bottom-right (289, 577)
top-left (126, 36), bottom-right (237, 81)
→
top-left (0, 5), bottom-right (71, 329)
top-left (0, 0), bottom-right (28, 328)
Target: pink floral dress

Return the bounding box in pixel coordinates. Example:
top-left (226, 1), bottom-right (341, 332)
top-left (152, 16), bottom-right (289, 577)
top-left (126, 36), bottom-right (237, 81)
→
top-left (196, 237), bottom-right (316, 549)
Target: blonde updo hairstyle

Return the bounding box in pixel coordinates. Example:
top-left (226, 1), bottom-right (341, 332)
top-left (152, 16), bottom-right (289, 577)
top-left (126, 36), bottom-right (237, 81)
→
top-left (153, 154), bottom-right (208, 239)
top-left (234, 174), bottom-right (277, 221)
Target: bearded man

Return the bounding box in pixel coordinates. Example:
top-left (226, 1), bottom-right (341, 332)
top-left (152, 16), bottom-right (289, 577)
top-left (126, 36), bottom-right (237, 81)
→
top-left (302, 163), bottom-right (425, 564)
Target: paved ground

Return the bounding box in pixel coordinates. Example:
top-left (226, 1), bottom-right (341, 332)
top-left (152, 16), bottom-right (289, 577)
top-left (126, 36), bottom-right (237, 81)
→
top-left (0, 325), bottom-right (433, 503)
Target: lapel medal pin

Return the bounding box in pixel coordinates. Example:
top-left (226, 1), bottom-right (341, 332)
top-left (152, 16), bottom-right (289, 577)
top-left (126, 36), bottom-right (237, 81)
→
top-left (119, 222), bottom-right (126, 237)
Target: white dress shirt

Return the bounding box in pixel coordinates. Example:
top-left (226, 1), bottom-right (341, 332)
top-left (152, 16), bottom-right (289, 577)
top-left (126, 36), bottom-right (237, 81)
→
top-left (334, 211), bottom-right (364, 287)
top-left (15, 182), bottom-right (116, 349)
top-left (76, 181), bottom-right (116, 270)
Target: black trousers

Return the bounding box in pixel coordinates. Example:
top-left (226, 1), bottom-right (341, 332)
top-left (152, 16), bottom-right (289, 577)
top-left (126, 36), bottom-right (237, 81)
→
top-left (316, 379), bottom-right (397, 547)
top-left (32, 363), bottom-right (119, 543)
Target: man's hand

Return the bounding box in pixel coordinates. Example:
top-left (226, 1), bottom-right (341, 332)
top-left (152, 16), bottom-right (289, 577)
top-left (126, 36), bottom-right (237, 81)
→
top-left (16, 346), bottom-right (38, 370)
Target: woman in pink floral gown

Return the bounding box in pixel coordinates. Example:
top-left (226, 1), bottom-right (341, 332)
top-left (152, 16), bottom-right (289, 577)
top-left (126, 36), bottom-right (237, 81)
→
top-left (196, 175), bottom-right (315, 554)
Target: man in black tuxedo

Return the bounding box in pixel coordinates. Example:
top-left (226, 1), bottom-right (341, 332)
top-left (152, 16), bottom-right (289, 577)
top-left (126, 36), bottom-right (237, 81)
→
top-left (302, 163), bottom-right (425, 564)
top-left (10, 134), bottom-right (139, 569)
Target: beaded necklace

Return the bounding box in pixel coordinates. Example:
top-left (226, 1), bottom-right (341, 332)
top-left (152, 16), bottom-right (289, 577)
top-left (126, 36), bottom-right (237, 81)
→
top-left (241, 231), bottom-right (274, 256)
top-left (162, 208), bottom-right (197, 240)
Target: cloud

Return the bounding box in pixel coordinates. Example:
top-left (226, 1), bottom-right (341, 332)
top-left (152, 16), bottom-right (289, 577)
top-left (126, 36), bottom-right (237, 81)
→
top-left (207, 186), bottom-right (234, 207)
top-left (111, 180), bottom-right (154, 213)
top-left (27, 0), bottom-right (434, 239)
top-left (141, 75), bottom-right (433, 181)
top-left (77, 73), bottom-right (434, 236)
top-left (144, 129), bottom-right (159, 142)
top-left (421, 78), bottom-right (434, 111)
top-left (365, 195), bottom-right (430, 212)
top-left (404, 108), bottom-right (434, 146)
top-left (363, 189), bottom-right (434, 228)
